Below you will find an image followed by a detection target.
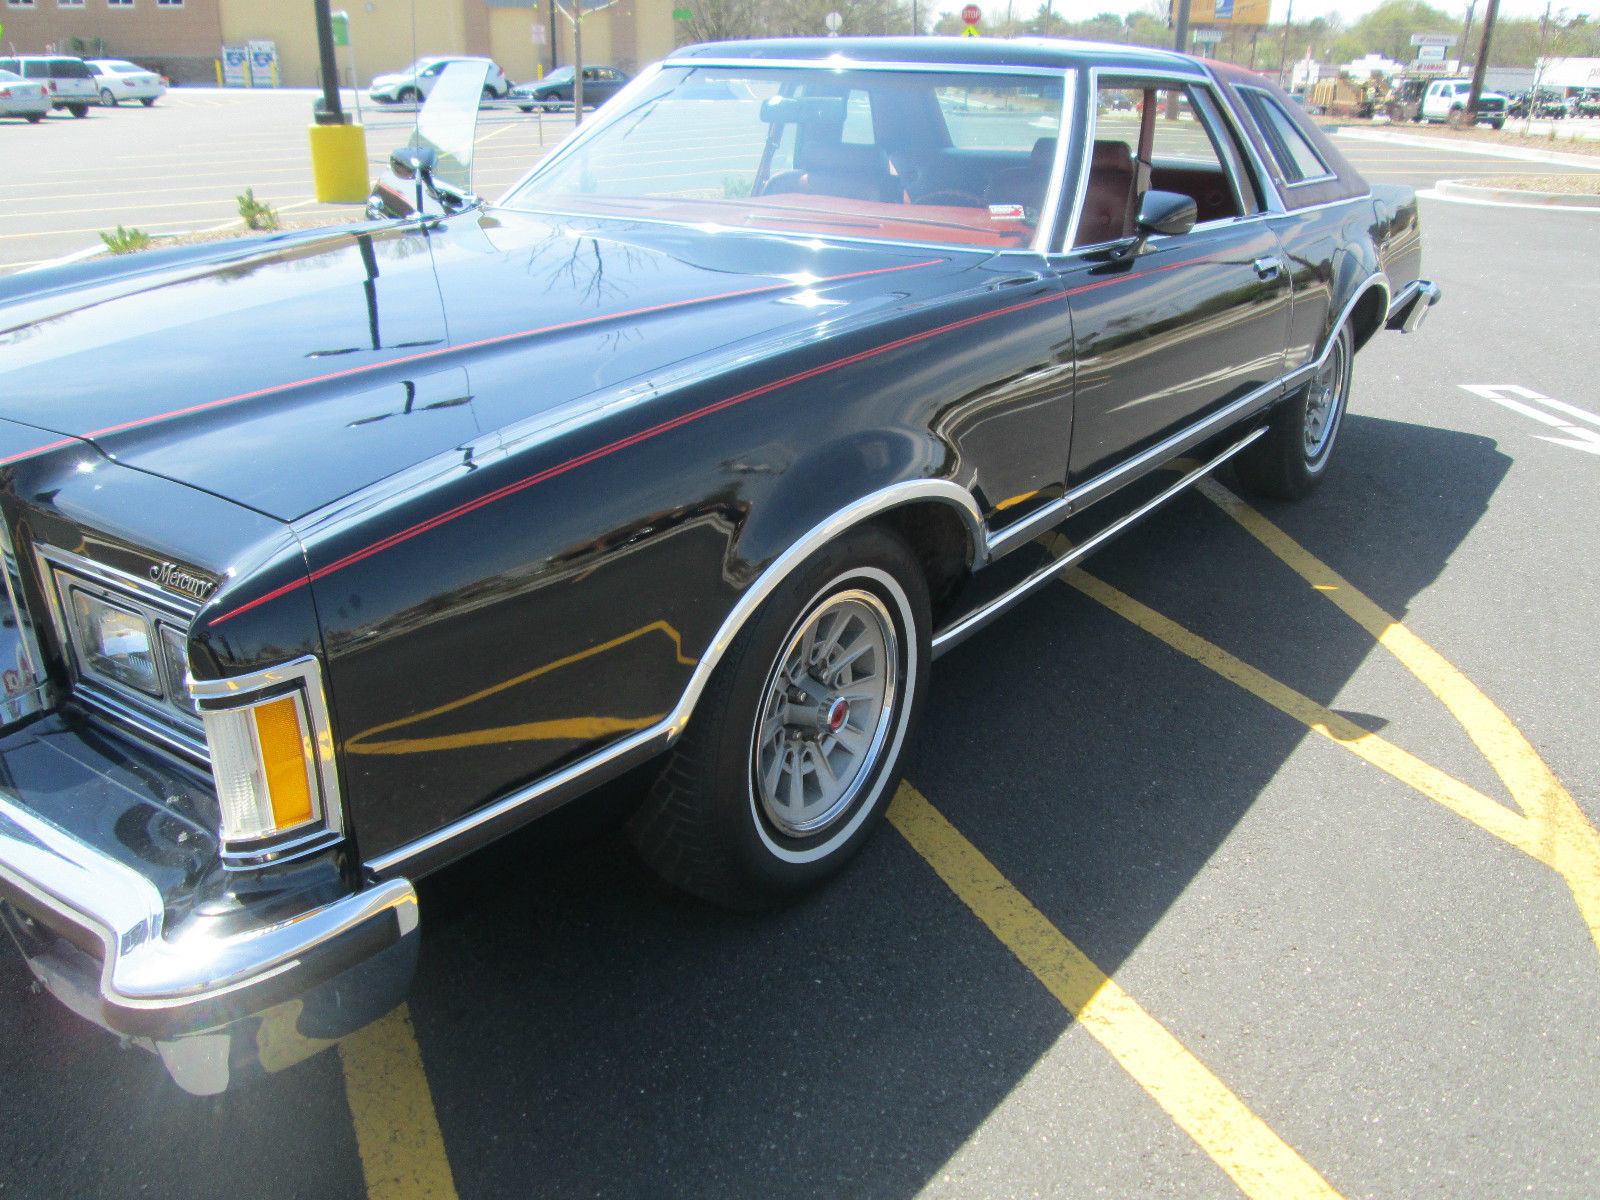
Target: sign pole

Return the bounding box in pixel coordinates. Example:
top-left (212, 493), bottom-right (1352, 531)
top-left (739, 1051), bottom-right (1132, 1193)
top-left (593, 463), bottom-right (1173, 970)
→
top-left (312, 0), bottom-right (344, 124)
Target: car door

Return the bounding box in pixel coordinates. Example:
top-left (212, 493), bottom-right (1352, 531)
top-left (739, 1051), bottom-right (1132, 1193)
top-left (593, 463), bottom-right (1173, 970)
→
top-left (1053, 76), bottom-right (1292, 488)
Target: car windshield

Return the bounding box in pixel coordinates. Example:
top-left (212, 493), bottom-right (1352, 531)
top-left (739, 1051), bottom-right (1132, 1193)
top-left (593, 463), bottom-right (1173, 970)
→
top-left (501, 64), bottom-right (1068, 250)
top-left (543, 67), bottom-right (574, 84)
top-left (0, 70), bottom-right (20, 83)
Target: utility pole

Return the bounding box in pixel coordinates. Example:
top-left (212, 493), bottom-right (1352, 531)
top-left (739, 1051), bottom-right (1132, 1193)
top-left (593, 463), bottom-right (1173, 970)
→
top-left (1466, 0), bottom-right (1499, 119)
top-left (1458, 0), bottom-right (1477, 72)
top-left (1280, 0), bottom-right (1294, 86)
top-left (572, 0), bottom-right (584, 125)
top-left (1172, 0), bottom-right (1191, 53)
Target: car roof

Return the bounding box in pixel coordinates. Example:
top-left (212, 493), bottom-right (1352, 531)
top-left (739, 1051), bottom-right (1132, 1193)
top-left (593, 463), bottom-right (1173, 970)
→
top-left (669, 35), bottom-right (1198, 74)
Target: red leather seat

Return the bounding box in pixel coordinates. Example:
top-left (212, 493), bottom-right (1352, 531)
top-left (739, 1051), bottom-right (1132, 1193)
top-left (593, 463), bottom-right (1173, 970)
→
top-left (1073, 140), bottom-right (1137, 248)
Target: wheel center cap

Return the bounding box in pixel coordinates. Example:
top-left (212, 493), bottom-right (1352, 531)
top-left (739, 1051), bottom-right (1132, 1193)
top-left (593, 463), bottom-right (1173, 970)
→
top-left (825, 697), bottom-right (850, 733)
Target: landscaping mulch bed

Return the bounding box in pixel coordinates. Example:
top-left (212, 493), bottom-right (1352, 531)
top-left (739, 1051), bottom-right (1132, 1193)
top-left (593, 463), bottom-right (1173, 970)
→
top-left (1472, 173), bottom-right (1600, 194)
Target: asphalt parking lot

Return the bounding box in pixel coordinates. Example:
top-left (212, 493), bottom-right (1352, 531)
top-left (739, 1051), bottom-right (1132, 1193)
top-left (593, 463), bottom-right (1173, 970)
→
top-left (3, 99), bottom-right (1600, 1200)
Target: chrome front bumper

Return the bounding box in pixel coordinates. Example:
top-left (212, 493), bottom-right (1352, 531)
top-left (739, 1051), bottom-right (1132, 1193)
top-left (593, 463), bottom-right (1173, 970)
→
top-left (1385, 279), bottom-right (1441, 334)
top-left (0, 790), bottom-right (418, 1095)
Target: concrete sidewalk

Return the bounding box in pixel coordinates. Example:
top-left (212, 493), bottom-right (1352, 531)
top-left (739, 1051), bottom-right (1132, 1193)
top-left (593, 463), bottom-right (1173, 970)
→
top-left (1337, 127), bottom-right (1600, 172)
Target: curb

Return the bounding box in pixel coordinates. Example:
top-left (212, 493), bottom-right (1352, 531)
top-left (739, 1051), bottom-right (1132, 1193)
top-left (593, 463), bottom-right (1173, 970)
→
top-left (1336, 127), bottom-right (1600, 171)
top-left (1433, 178), bottom-right (1600, 208)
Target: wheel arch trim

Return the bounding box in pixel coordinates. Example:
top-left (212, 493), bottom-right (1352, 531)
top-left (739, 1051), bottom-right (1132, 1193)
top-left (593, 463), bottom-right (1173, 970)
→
top-left (363, 478), bottom-right (983, 879)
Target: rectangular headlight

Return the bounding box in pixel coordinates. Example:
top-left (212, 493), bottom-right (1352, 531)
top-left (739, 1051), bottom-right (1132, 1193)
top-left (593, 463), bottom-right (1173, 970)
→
top-left (70, 589), bottom-right (160, 696)
top-left (203, 693), bottom-right (320, 843)
top-left (157, 623), bottom-right (197, 715)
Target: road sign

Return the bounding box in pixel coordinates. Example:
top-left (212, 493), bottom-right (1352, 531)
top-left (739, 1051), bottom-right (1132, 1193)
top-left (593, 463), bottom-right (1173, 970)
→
top-left (1191, 29), bottom-right (1224, 44)
top-left (672, 8), bottom-right (693, 19)
top-left (1411, 33), bottom-right (1456, 46)
top-left (962, 5), bottom-right (981, 25)
top-left (1417, 44), bottom-right (1446, 62)
top-left (825, 10), bottom-right (842, 33)
top-left (331, 11), bottom-right (349, 47)
top-left (962, 25), bottom-right (979, 36)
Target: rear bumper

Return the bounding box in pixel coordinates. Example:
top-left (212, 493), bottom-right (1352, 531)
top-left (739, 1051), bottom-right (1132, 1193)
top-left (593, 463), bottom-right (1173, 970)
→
top-left (0, 735), bottom-right (418, 1095)
top-left (1385, 279), bottom-right (1441, 334)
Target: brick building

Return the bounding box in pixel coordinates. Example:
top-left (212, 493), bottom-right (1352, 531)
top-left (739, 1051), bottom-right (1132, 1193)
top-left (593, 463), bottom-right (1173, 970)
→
top-left (1, 0), bottom-right (677, 87)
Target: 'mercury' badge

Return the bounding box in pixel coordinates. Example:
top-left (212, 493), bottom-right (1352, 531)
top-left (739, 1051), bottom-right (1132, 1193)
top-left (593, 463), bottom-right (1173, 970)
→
top-left (149, 562), bottom-right (213, 601)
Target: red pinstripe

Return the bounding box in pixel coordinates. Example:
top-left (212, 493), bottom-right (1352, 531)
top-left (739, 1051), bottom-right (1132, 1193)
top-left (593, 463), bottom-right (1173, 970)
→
top-left (203, 249), bottom-right (1227, 625)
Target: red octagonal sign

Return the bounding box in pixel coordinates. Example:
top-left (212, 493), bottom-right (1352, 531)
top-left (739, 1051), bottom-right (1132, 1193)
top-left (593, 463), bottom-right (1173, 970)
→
top-left (961, 4), bottom-right (981, 24)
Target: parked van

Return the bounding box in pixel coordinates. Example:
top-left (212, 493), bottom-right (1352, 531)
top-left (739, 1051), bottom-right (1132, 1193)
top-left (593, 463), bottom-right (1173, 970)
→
top-left (0, 55), bottom-right (99, 117)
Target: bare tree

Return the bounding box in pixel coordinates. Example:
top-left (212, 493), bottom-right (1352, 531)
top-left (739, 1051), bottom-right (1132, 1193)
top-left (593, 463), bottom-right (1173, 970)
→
top-left (679, 0), bottom-right (767, 43)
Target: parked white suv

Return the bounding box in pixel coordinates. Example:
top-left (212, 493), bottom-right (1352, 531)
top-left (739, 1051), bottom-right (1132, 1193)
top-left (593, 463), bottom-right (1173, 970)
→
top-left (0, 55), bottom-right (99, 118)
top-left (1420, 78), bottom-right (1507, 129)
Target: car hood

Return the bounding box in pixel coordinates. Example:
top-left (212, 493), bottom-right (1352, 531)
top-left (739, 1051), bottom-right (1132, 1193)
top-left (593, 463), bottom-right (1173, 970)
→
top-left (0, 211), bottom-right (988, 522)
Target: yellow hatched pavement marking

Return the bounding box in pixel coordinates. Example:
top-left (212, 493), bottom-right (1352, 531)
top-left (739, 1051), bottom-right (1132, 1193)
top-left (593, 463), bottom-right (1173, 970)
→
top-left (1060, 558), bottom-right (1544, 860)
top-left (339, 1004), bottom-right (460, 1200)
top-left (889, 783), bottom-right (1344, 1200)
top-left (1194, 479), bottom-right (1600, 959)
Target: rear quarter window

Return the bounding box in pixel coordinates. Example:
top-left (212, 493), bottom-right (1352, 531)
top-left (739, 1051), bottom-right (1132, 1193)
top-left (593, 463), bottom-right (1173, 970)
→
top-left (52, 59), bottom-right (94, 79)
top-left (1238, 88), bottom-right (1331, 184)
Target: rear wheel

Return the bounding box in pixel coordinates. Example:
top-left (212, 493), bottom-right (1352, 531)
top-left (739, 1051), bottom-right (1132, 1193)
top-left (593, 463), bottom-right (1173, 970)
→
top-left (100, 88), bottom-right (117, 107)
top-left (140, 97), bottom-right (156, 107)
top-left (68, 103), bottom-right (89, 118)
top-left (397, 87), bottom-right (419, 103)
top-left (26, 113), bottom-right (43, 123)
top-left (628, 524), bottom-right (930, 910)
top-left (1235, 322), bottom-right (1353, 501)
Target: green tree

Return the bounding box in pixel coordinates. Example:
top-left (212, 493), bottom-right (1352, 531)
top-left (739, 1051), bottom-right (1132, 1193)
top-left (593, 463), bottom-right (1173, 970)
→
top-left (1349, 0), bottom-right (1457, 63)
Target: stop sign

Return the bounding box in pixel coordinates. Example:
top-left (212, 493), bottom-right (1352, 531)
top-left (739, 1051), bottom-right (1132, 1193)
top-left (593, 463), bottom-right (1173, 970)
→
top-left (961, 4), bottom-right (981, 24)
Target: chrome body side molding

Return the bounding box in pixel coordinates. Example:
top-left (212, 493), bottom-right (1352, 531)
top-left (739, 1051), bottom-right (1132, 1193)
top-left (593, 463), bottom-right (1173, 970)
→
top-left (987, 373), bottom-right (1285, 560)
top-left (934, 427), bottom-right (1267, 657)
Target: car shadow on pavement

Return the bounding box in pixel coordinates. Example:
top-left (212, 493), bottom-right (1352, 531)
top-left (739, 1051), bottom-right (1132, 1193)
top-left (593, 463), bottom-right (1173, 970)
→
top-left (393, 413), bottom-right (1513, 1200)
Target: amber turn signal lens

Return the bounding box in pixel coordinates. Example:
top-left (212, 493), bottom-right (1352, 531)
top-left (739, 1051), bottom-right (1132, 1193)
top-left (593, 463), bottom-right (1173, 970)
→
top-left (253, 696), bottom-right (315, 829)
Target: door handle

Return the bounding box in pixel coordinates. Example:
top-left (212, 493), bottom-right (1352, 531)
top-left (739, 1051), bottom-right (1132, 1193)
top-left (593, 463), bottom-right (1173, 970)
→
top-left (1253, 255), bottom-right (1283, 280)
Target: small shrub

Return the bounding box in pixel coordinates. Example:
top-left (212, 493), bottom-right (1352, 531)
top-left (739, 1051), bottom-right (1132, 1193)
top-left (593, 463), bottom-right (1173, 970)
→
top-left (99, 225), bottom-right (152, 254)
top-left (237, 188), bottom-right (280, 231)
top-left (721, 176), bottom-right (753, 199)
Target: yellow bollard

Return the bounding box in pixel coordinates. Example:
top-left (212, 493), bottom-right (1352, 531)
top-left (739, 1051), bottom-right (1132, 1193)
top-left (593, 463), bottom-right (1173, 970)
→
top-left (307, 122), bottom-right (370, 203)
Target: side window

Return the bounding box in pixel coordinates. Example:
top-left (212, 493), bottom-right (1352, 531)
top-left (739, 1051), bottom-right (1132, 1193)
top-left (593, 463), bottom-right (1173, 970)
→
top-left (1076, 80), bottom-right (1248, 247)
top-left (1239, 88), bottom-right (1331, 184)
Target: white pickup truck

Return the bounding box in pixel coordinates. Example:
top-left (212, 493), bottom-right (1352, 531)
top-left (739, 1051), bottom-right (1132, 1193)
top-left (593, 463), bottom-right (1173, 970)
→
top-left (1420, 78), bottom-right (1508, 129)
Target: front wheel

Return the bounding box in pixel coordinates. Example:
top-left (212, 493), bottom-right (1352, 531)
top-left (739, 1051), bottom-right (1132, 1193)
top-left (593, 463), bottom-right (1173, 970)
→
top-left (68, 103), bottom-right (89, 118)
top-left (1235, 322), bottom-right (1353, 501)
top-left (397, 87), bottom-right (419, 103)
top-left (628, 524), bottom-right (931, 910)
top-left (100, 88), bottom-right (117, 107)
top-left (25, 113), bottom-right (43, 123)
top-left (141, 97), bottom-right (156, 107)
top-left (1491, 119), bottom-right (1504, 130)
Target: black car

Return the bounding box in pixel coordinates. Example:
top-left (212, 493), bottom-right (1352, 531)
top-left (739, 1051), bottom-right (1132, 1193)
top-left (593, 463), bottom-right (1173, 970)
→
top-left (0, 37), bottom-right (1438, 1095)
top-left (510, 63), bottom-right (630, 111)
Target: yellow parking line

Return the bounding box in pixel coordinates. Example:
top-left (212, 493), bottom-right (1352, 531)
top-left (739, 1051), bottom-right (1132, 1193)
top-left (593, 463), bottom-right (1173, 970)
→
top-left (889, 783), bottom-right (1344, 1200)
top-left (339, 1003), bottom-right (460, 1200)
top-left (1195, 479), bottom-right (1600, 957)
top-left (1061, 561), bottom-right (1542, 857)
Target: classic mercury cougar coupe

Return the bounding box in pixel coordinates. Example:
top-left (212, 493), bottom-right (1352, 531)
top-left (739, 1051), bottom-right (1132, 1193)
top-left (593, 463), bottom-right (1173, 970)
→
top-left (0, 38), bottom-right (1437, 1093)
